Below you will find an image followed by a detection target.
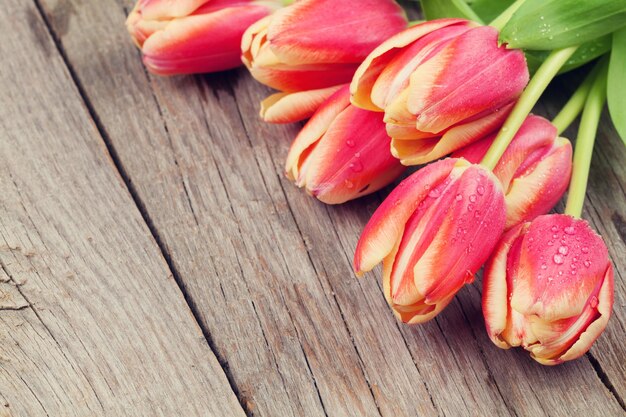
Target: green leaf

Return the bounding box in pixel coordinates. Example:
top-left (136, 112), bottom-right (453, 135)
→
top-left (500, 0), bottom-right (626, 50)
top-left (420, 0), bottom-right (484, 23)
top-left (608, 27), bottom-right (626, 146)
top-left (525, 36), bottom-right (612, 75)
top-left (470, 0), bottom-right (515, 23)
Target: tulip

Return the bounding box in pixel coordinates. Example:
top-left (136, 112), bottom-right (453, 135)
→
top-left (483, 214), bottom-right (614, 365)
top-left (286, 86), bottom-right (405, 204)
top-left (350, 19), bottom-right (530, 165)
top-left (242, 0), bottom-right (408, 123)
top-left (453, 115), bottom-right (573, 229)
top-left (126, 0), bottom-right (281, 75)
top-left (353, 158), bottom-right (506, 323)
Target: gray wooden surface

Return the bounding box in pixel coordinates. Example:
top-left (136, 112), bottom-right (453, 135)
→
top-left (0, 0), bottom-right (624, 416)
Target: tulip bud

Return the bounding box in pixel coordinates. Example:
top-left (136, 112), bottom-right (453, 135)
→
top-left (351, 19), bottom-right (529, 165)
top-left (453, 115), bottom-right (573, 229)
top-left (242, 0), bottom-right (408, 123)
top-left (126, 0), bottom-right (280, 75)
top-left (483, 214), bottom-right (614, 365)
top-left (286, 86), bottom-right (405, 204)
top-left (354, 158), bottom-right (506, 323)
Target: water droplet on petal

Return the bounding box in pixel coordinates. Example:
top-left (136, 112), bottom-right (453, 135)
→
top-left (455, 194), bottom-right (463, 201)
top-left (346, 139), bottom-right (355, 148)
top-left (547, 240), bottom-right (554, 246)
top-left (469, 195), bottom-right (477, 203)
top-left (428, 189), bottom-right (440, 198)
top-left (558, 246), bottom-right (568, 255)
top-left (590, 296), bottom-right (599, 308)
top-left (584, 260), bottom-right (591, 268)
top-left (553, 254), bottom-right (564, 264)
top-left (551, 225), bottom-right (559, 232)
top-left (344, 179), bottom-right (354, 189)
top-left (467, 204), bottom-right (474, 212)
top-left (582, 247), bottom-right (589, 253)
top-left (476, 186), bottom-right (485, 195)
top-left (564, 226), bottom-right (575, 235)
top-left (541, 264), bottom-right (547, 270)
top-left (349, 160), bottom-right (363, 173)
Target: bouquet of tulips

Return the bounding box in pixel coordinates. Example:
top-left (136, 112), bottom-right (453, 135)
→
top-left (126, 0), bottom-right (626, 366)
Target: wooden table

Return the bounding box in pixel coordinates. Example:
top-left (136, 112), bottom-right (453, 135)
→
top-left (1, 1), bottom-right (625, 416)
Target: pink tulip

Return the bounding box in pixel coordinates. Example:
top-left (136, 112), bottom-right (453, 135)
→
top-left (454, 115), bottom-right (573, 229)
top-left (126, 0), bottom-right (281, 75)
top-left (483, 214), bottom-right (614, 365)
top-left (242, 0), bottom-right (407, 123)
top-left (350, 19), bottom-right (529, 165)
top-left (286, 86), bottom-right (405, 204)
top-left (354, 158), bottom-right (506, 323)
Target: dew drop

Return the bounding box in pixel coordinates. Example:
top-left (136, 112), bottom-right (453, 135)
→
top-left (551, 225), bottom-right (559, 232)
top-left (344, 179), bottom-right (354, 189)
top-left (476, 186), bottom-right (485, 195)
top-left (541, 264), bottom-right (547, 270)
top-left (346, 139), bottom-right (356, 148)
top-left (455, 193), bottom-right (463, 201)
top-left (469, 194), bottom-right (477, 203)
top-left (547, 240), bottom-right (554, 246)
top-left (581, 246), bottom-right (589, 253)
top-left (553, 254), bottom-right (564, 264)
top-left (590, 296), bottom-right (599, 308)
top-left (428, 189), bottom-right (440, 198)
top-left (564, 226), bottom-right (575, 235)
top-left (349, 160), bottom-right (363, 173)
top-left (558, 246), bottom-right (568, 255)
top-left (552, 234), bottom-right (558, 239)
top-left (467, 204), bottom-right (474, 212)
top-left (584, 260), bottom-right (591, 268)
top-left (474, 210), bottom-right (481, 218)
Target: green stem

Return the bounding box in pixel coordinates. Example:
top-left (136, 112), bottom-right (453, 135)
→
top-left (564, 59), bottom-right (609, 218)
top-left (451, 0), bottom-right (484, 24)
top-left (489, 0), bottom-right (527, 31)
top-left (281, 0), bottom-right (296, 5)
top-left (481, 46), bottom-right (578, 171)
top-left (552, 61), bottom-right (604, 135)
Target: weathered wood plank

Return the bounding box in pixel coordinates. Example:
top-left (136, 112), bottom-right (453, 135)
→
top-left (37, 0), bottom-right (626, 416)
top-left (0, 1), bottom-right (245, 416)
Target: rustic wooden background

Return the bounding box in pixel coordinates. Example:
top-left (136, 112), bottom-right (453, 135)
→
top-left (1, 0), bottom-right (624, 416)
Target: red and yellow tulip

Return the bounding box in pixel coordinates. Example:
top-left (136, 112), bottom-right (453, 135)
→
top-left (354, 158), bottom-right (506, 324)
top-left (454, 115), bottom-right (573, 229)
top-left (242, 0), bottom-right (408, 123)
top-left (351, 19), bottom-right (529, 165)
top-left (286, 86), bottom-right (405, 204)
top-left (127, 0), bottom-right (280, 75)
top-left (483, 214), bottom-right (614, 365)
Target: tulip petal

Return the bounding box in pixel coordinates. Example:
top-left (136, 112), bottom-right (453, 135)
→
top-left (350, 19), bottom-right (470, 111)
top-left (407, 26), bottom-right (529, 134)
top-left (370, 24), bottom-right (473, 109)
top-left (248, 62), bottom-right (360, 92)
top-left (556, 264), bottom-right (613, 364)
top-left (483, 224), bottom-right (527, 349)
top-left (418, 165), bottom-right (505, 303)
top-left (390, 101), bottom-right (514, 165)
top-left (142, 5), bottom-right (272, 75)
top-left (512, 215), bottom-right (610, 322)
top-left (303, 106), bottom-right (405, 204)
top-left (261, 85), bottom-right (344, 123)
top-left (353, 158), bottom-right (459, 275)
top-left (504, 138), bottom-right (572, 228)
top-left (285, 86), bottom-right (351, 181)
top-left (268, 0), bottom-right (408, 66)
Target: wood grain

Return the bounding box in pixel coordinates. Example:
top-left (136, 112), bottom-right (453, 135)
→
top-left (28, 0), bottom-right (626, 416)
top-left (0, 1), bottom-right (245, 415)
